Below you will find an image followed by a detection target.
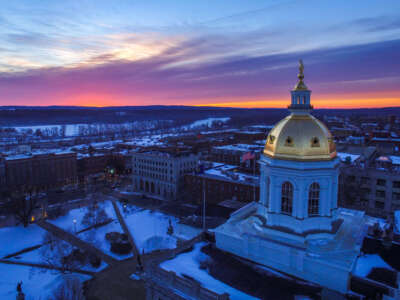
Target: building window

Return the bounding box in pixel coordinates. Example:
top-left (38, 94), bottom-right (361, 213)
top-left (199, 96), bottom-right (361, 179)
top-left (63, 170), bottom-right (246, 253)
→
top-left (376, 190), bottom-right (385, 198)
top-left (308, 182), bottom-right (320, 216)
top-left (377, 179), bottom-right (386, 186)
top-left (285, 136), bottom-right (294, 147)
top-left (361, 177), bottom-right (370, 185)
top-left (393, 192), bottom-right (400, 201)
top-left (281, 181), bottom-right (293, 215)
top-left (347, 175), bottom-right (356, 183)
top-left (393, 181), bottom-right (400, 188)
top-left (361, 188), bottom-right (371, 195)
top-left (268, 135), bottom-right (275, 144)
top-left (375, 201), bottom-right (384, 209)
top-left (360, 198), bottom-right (368, 207)
top-left (310, 137), bottom-right (320, 147)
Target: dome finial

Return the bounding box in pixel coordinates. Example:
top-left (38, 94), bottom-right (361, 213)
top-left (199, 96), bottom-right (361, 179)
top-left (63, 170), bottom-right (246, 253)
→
top-left (294, 59), bottom-right (308, 91)
top-left (298, 59), bottom-right (304, 81)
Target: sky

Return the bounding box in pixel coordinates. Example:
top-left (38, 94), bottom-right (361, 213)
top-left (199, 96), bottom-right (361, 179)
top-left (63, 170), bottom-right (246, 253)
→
top-left (0, 0), bottom-right (399, 108)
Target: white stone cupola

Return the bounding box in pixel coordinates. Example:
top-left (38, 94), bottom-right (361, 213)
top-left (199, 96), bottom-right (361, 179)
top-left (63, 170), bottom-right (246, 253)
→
top-left (259, 60), bottom-right (340, 235)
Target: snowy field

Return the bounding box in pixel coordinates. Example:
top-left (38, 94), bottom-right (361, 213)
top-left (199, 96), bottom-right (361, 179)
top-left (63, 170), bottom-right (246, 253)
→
top-left (48, 198), bottom-right (117, 232)
top-left (118, 203), bottom-right (201, 254)
top-left (0, 224), bottom-right (46, 258)
top-left (49, 199), bottom-right (132, 259)
top-left (10, 247), bottom-right (108, 272)
top-left (118, 203), bottom-right (178, 253)
top-left (0, 263), bottom-right (90, 300)
top-left (12, 120), bottom-right (168, 137)
top-left (0, 199), bottom-right (126, 300)
top-left (160, 242), bottom-right (258, 300)
top-left (182, 117), bottom-right (230, 130)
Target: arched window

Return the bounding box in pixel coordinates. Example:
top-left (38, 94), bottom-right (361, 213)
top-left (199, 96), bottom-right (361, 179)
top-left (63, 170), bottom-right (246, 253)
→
top-left (308, 182), bottom-right (320, 216)
top-left (281, 182), bottom-right (293, 214)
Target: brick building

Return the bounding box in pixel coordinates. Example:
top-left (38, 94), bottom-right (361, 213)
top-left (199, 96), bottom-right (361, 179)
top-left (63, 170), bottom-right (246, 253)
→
top-left (5, 151), bottom-right (77, 192)
top-left (77, 153), bottom-right (110, 183)
top-left (184, 162), bottom-right (259, 205)
top-left (338, 149), bottom-right (400, 218)
top-left (210, 144), bottom-right (263, 173)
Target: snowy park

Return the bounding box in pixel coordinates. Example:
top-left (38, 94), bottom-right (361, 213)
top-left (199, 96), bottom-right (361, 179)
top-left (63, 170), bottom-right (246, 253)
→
top-left (117, 202), bottom-right (201, 253)
top-left (0, 196), bottom-right (203, 299)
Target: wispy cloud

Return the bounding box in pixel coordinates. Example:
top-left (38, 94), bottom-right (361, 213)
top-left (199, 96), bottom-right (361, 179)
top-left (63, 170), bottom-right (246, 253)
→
top-left (0, 36), bottom-right (399, 107)
top-left (0, 1), bottom-right (399, 107)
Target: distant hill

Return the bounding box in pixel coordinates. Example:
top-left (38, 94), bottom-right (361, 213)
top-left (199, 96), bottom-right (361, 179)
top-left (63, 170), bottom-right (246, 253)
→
top-left (0, 105), bottom-right (398, 127)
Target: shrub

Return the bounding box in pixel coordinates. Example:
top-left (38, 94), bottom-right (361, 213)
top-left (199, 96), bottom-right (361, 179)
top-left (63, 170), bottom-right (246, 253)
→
top-left (105, 232), bottom-right (120, 243)
top-left (110, 241), bottom-right (132, 254)
top-left (88, 254), bottom-right (101, 268)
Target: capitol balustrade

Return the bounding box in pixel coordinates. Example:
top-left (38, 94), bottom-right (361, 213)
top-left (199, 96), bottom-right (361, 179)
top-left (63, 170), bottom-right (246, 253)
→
top-left (146, 264), bottom-right (230, 300)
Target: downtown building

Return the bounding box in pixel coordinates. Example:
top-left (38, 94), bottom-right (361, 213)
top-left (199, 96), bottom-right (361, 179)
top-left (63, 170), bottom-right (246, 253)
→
top-left (339, 149), bottom-right (400, 218)
top-left (210, 143), bottom-right (263, 173)
top-left (184, 162), bottom-right (259, 205)
top-left (132, 150), bottom-right (199, 200)
top-left (4, 151), bottom-right (77, 193)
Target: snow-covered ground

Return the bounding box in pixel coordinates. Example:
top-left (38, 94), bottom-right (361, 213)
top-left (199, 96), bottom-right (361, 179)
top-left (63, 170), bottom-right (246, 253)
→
top-left (182, 117), bottom-right (230, 130)
top-left (79, 219), bottom-right (132, 260)
top-left (118, 203), bottom-right (178, 253)
top-left (48, 205), bottom-right (88, 233)
top-left (48, 198), bottom-right (116, 233)
top-left (10, 247), bottom-right (108, 272)
top-left (0, 224), bottom-right (46, 258)
top-left (354, 254), bottom-right (393, 277)
top-left (0, 263), bottom-right (90, 300)
top-left (118, 202), bottom-right (200, 253)
top-left (49, 199), bottom-right (133, 259)
top-left (160, 242), bottom-right (258, 300)
top-left (12, 120), bottom-right (171, 137)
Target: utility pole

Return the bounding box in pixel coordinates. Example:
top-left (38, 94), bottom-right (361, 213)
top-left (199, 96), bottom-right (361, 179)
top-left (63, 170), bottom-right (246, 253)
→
top-left (202, 178), bottom-right (206, 232)
top-left (253, 157), bottom-right (256, 202)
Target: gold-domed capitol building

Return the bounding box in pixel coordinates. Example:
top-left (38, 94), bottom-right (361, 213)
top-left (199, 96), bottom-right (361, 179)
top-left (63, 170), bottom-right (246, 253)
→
top-left (215, 61), bottom-right (367, 294)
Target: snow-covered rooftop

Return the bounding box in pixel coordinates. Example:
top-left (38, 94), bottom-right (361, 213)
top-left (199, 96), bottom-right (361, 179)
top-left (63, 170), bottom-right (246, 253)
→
top-left (213, 144), bottom-right (263, 153)
top-left (337, 152), bottom-right (360, 163)
top-left (199, 164), bottom-right (259, 186)
top-left (5, 149), bottom-right (75, 161)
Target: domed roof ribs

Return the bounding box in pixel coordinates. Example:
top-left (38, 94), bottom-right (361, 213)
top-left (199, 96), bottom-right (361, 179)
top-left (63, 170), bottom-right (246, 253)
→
top-left (288, 60), bottom-right (313, 112)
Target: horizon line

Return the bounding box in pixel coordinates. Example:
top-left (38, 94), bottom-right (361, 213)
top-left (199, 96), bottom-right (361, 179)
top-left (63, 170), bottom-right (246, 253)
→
top-left (0, 104), bottom-right (400, 110)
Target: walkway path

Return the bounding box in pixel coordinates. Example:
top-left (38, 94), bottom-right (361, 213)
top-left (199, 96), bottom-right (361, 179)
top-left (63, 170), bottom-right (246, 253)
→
top-left (0, 259), bottom-right (95, 276)
top-left (111, 199), bottom-right (140, 256)
top-left (37, 220), bottom-right (118, 266)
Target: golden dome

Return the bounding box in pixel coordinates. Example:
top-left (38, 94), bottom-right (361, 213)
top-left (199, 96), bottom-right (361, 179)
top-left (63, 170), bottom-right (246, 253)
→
top-left (264, 113), bottom-right (337, 161)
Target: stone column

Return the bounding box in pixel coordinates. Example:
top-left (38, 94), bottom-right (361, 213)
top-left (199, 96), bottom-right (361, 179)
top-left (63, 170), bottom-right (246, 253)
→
top-left (268, 176), bottom-right (277, 213)
top-left (259, 169), bottom-right (266, 206)
top-left (298, 179), bottom-right (307, 219)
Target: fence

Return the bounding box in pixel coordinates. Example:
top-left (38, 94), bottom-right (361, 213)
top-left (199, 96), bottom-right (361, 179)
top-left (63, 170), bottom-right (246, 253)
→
top-left (146, 264), bottom-right (230, 300)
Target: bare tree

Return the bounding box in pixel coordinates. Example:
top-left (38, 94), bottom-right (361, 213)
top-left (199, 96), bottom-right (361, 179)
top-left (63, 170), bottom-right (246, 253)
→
top-left (50, 277), bottom-right (85, 300)
top-left (11, 188), bottom-right (39, 227)
top-left (39, 232), bottom-right (77, 273)
top-left (81, 201), bottom-right (109, 228)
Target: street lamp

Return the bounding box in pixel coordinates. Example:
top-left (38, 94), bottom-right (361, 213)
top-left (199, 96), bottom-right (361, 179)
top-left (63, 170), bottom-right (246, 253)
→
top-left (73, 219), bottom-right (77, 234)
